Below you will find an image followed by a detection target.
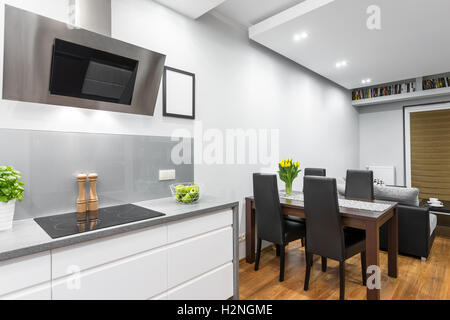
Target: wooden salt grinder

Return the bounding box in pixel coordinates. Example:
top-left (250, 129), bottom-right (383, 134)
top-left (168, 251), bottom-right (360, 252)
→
top-left (88, 173), bottom-right (99, 212)
top-left (77, 174), bottom-right (87, 221)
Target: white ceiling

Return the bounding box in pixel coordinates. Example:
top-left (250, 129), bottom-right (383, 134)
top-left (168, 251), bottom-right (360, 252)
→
top-left (154, 0), bottom-right (227, 19)
top-left (215, 0), bottom-right (305, 27)
top-left (248, 0), bottom-right (450, 89)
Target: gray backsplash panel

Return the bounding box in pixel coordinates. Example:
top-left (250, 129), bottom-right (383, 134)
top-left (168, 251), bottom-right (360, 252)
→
top-left (0, 129), bottom-right (193, 220)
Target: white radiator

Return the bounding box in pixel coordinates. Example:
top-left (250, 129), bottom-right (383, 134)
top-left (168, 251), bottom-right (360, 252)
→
top-left (365, 165), bottom-right (396, 185)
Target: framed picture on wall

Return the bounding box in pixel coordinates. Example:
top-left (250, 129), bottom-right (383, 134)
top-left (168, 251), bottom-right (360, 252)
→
top-left (163, 66), bottom-right (195, 119)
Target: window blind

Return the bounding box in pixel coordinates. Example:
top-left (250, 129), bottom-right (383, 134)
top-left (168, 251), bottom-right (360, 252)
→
top-left (410, 108), bottom-right (450, 201)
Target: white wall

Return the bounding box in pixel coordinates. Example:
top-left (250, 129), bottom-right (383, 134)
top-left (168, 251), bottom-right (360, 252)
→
top-left (0, 0), bottom-right (359, 258)
top-left (112, 0), bottom-right (359, 257)
top-left (359, 94), bottom-right (450, 186)
top-left (76, 0), bottom-right (111, 36)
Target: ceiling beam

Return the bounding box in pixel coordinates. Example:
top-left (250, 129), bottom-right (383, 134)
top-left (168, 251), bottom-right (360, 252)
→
top-left (154, 0), bottom-right (229, 19)
top-left (249, 0), bottom-right (334, 38)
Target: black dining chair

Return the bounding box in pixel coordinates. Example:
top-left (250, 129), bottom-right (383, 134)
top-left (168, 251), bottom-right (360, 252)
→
top-left (253, 173), bottom-right (306, 282)
top-left (304, 168), bottom-right (327, 177)
top-left (345, 169), bottom-right (374, 200)
top-left (303, 176), bottom-right (366, 300)
top-left (286, 168), bottom-right (327, 251)
top-left (285, 167), bottom-right (327, 225)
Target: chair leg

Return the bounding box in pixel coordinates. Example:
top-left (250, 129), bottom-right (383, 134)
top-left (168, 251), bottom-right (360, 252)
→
top-left (254, 238), bottom-right (262, 271)
top-left (276, 244), bottom-right (280, 257)
top-left (321, 256), bottom-right (327, 272)
top-left (304, 252), bottom-right (312, 291)
top-left (301, 238), bottom-right (304, 247)
top-left (279, 245), bottom-right (285, 282)
top-left (303, 237), bottom-right (311, 266)
top-left (339, 261), bottom-right (345, 300)
top-left (361, 251), bottom-right (367, 286)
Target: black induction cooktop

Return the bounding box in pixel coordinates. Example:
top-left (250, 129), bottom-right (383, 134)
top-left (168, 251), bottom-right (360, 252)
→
top-left (34, 204), bottom-right (165, 239)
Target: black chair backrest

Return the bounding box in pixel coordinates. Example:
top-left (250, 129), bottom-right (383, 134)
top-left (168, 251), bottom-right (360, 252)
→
top-left (252, 173), bottom-right (285, 245)
top-left (304, 176), bottom-right (345, 261)
top-left (345, 170), bottom-right (374, 200)
top-left (304, 168), bottom-right (326, 177)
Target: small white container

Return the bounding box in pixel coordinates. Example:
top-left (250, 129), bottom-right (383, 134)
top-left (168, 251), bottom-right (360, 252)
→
top-left (0, 200), bottom-right (16, 231)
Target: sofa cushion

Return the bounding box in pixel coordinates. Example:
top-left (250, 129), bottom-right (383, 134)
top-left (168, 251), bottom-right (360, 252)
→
top-left (374, 185), bottom-right (419, 206)
top-left (430, 213), bottom-right (437, 236)
top-left (336, 177), bottom-right (346, 196)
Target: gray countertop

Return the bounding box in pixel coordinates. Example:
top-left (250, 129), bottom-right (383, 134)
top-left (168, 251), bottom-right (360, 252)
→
top-left (0, 196), bottom-right (239, 262)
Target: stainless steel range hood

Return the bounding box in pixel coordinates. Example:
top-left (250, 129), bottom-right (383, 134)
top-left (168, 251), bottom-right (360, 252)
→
top-left (3, 5), bottom-right (166, 116)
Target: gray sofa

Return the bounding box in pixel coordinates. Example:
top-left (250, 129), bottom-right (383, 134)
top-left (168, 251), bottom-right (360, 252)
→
top-left (337, 181), bottom-right (437, 259)
top-left (375, 185), bottom-right (436, 259)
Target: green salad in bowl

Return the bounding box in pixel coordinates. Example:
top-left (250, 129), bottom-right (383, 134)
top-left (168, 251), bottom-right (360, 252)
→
top-left (170, 183), bottom-right (201, 204)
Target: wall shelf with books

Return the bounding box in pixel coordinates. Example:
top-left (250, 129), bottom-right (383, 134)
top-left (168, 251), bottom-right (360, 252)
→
top-left (352, 72), bottom-right (450, 107)
top-left (422, 72), bottom-right (450, 90)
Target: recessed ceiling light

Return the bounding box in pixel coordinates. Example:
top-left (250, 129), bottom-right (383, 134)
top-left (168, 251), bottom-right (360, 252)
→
top-left (362, 78), bottom-right (372, 84)
top-left (335, 60), bottom-right (348, 68)
top-left (293, 31), bottom-right (309, 42)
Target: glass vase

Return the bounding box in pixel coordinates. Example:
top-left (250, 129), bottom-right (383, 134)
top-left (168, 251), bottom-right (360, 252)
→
top-left (285, 181), bottom-right (293, 195)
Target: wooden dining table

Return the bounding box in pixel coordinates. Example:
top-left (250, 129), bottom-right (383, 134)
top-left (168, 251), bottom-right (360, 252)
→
top-left (245, 194), bottom-right (398, 300)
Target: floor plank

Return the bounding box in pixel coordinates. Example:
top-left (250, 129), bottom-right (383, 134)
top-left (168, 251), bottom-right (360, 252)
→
top-left (239, 235), bottom-right (450, 300)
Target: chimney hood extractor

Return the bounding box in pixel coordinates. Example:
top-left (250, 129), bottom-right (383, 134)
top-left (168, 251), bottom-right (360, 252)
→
top-left (3, 5), bottom-right (166, 116)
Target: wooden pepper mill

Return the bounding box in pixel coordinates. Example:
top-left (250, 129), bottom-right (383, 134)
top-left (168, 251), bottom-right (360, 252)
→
top-left (76, 174), bottom-right (88, 222)
top-left (88, 173), bottom-right (99, 213)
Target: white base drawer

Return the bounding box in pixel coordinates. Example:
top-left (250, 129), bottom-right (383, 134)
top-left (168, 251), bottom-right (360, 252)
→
top-left (168, 209), bottom-right (232, 243)
top-left (0, 282), bottom-right (51, 300)
top-left (168, 263), bottom-right (233, 300)
top-left (150, 292), bottom-right (168, 300)
top-left (52, 247), bottom-right (167, 300)
top-left (52, 225), bottom-right (167, 279)
top-left (0, 252), bottom-right (50, 297)
top-left (168, 227), bottom-right (233, 288)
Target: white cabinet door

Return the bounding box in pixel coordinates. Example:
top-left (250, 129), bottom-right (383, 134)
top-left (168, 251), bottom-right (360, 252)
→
top-left (52, 225), bottom-right (167, 279)
top-left (52, 247), bottom-right (167, 300)
top-left (0, 252), bottom-right (51, 299)
top-left (168, 263), bottom-right (233, 300)
top-left (167, 209), bottom-right (232, 243)
top-left (168, 227), bottom-right (233, 289)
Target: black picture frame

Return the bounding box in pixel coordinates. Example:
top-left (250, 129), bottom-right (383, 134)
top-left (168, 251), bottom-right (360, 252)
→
top-left (162, 66), bottom-right (195, 119)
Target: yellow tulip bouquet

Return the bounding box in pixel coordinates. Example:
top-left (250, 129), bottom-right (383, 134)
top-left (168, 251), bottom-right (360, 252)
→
top-left (278, 158), bottom-right (301, 195)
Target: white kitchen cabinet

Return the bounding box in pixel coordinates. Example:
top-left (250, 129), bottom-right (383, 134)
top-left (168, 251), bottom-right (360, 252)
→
top-left (167, 227), bottom-right (233, 289)
top-left (52, 247), bottom-right (167, 300)
top-left (0, 205), bottom-right (237, 300)
top-left (0, 252), bottom-right (51, 300)
top-left (168, 262), bottom-right (233, 300)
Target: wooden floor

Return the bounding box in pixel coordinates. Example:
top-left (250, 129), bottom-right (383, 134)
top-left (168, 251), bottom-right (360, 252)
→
top-left (239, 233), bottom-right (450, 300)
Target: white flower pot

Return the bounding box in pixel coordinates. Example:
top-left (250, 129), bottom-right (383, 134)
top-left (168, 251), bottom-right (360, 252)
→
top-left (0, 200), bottom-right (16, 231)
